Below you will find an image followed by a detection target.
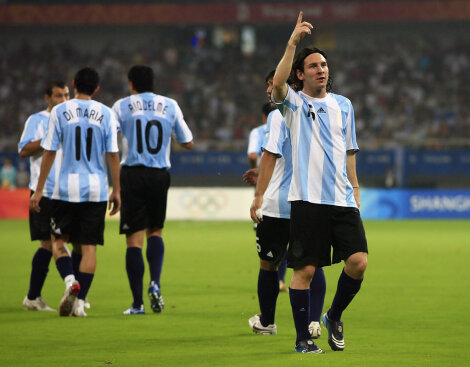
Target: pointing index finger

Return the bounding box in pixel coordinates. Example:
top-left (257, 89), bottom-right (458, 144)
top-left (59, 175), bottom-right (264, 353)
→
top-left (297, 11), bottom-right (303, 25)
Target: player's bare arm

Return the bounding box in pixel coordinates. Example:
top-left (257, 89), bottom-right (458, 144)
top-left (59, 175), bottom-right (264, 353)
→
top-left (250, 151), bottom-right (277, 223)
top-left (29, 150), bottom-right (56, 213)
top-left (19, 140), bottom-right (43, 158)
top-left (179, 141), bottom-right (194, 149)
top-left (243, 168), bottom-right (259, 186)
top-left (247, 153), bottom-right (258, 169)
top-left (107, 152), bottom-right (121, 216)
top-left (346, 150), bottom-right (360, 208)
top-left (273, 11), bottom-right (313, 102)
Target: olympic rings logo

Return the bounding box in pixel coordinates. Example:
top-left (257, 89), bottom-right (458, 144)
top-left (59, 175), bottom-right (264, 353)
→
top-left (178, 190), bottom-right (229, 216)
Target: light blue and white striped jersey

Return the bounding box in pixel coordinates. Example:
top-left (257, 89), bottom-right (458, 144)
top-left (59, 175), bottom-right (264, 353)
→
top-left (247, 124), bottom-right (267, 158)
top-left (274, 85), bottom-right (359, 208)
top-left (41, 99), bottom-right (119, 203)
top-left (261, 109), bottom-right (292, 219)
top-left (18, 110), bottom-right (60, 197)
top-left (112, 92), bottom-right (193, 168)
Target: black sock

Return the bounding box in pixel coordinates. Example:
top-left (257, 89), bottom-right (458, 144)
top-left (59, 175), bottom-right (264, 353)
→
top-left (146, 236), bottom-right (164, 288)
top-left (309, 267), bottom-right (326, 323)
top-left (289, 288), bottom-right (311, 343)
top-left (77, 272), bottom-right (94, 300)
top-left (328, 269), bottom-right (363, 321)
top-left (126, 247), bottom-right (144, 308)
top-left (55, 256), bottom-right (74, 280)
top-left (258, 269), bottom-right (279, 326)
top-left (71, 250), bottom-right (82, 277)
top-left (27, 248), bottom-right (52, 299)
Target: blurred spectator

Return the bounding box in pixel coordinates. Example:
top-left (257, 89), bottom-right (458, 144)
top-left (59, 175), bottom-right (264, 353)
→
top-left (1, 158), bottom-right (17, 189)
top-left (1, 27), bottom-right (469, 153)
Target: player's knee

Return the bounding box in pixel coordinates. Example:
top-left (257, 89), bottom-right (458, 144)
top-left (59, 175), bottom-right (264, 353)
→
top-left (260, 259), bottom-right (277, 271)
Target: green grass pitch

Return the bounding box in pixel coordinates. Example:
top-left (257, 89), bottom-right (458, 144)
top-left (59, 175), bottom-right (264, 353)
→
top-left (0, 219), bottom-right (469, 366)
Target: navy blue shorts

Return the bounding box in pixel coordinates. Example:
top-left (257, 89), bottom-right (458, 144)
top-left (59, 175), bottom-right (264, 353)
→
top-left (120, 165), bottom-right (170, 235)
top-left (256, 215), bottom-right (289, 266)
top-left (288, 201), bottom-right (368, 269)
top-left (50, 200), bottom-right (107, 245)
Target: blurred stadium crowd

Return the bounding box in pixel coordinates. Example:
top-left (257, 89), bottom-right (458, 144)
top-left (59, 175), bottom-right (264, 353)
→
top-left (1, 26), bottom-right (469, 154)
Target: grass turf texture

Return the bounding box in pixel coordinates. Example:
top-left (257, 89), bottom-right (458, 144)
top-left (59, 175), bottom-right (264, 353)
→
top-left (0, 220), bottom-right (469, 366)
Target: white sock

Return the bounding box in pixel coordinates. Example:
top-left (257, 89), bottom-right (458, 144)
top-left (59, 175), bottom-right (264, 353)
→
top-left (64, 274), bottom-right (76, 289)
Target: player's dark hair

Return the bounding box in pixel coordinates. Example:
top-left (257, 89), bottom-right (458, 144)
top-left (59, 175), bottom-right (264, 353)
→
top-left (45, 81), bottom-right (66, 96)
top-left (128, 65), bottom-right (154, 93)
top-left (74, 67), bottom-right (100, 96)
top-left (262, 102), bottom-right (276, 117)
top-left (266, 69), bottom-right (295, 88)
top-left (265, 70), bottom-right (275, 83)
top-left (292, 47), bottom-right (333, 93)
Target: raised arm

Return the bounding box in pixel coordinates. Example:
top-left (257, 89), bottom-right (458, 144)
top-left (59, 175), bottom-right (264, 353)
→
top-left (272, 11), bottom-right (313, 102)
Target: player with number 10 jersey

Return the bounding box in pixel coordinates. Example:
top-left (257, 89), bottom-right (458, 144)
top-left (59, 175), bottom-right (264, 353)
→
top-left (113, 88), bottom-right (192, 169)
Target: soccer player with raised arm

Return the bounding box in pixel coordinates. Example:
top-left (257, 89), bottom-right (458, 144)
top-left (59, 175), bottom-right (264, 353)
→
top-left (269, 12), bottom-right (368, 353)
top-left (246, 70), bottom-right (326, 340)
top-left (113, 65), bottom-right (193, 315)
top-left (30, 67), bottom-right (121, 317)
top-left (19, 81), bottom-right (69, 312)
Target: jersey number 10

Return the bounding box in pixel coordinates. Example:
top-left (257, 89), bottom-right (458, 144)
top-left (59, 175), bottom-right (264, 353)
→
top-left (136, 119), bottom-right (163, 154)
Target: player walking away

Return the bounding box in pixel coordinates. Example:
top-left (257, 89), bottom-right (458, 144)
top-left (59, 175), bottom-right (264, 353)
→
top-left (30, 67), bottom-right (121, 317)
top-left (247, 100), bottom-right (288, 292)
top-left (19, 81), bottom-right (70, 312)
top-left (246, 70), bottom-right (326, 339)
top-left (270, 12), bottom-right (368, 353)
top-left (113, 65), bottom-right (193, 315)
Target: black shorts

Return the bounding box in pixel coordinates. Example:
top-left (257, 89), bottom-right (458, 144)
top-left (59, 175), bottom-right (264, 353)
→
top-left (50, 200), bottom-right (107, 245)
top-left (256, 215), bottom-right (290, 266)
top-left (120, 165), bottom-right (170, 235)
top-left (288, 201), bottom-right (368, 269)
top-left (29, 190), bottom-right (53, 241)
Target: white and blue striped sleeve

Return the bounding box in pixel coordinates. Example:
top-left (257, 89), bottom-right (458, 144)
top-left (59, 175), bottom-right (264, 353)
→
top-left (345, 99), bottom-right (359, 152)
top-left (263, 111), bottom-right (285, 158)
top-left (173, 102), bottom-right (193, 143)
top-left (41, 107), bottom-right (61, 151)
top-left (271, 84), bottom-right (302, 129)
top-left (247, 127), bottom-right (260, 154)
top-left (105, 107), bottom-right (120, 153)
top-left (18, 115), bottom-right (39, 152)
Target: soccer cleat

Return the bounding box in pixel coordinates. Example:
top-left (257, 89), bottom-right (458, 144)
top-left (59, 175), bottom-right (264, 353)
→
top-left (59, 281), bottom-right (80, 317)
top-left (309, 321), bottom-right (321, 339)
top-left (295, 339), bottom-right (324, 354)
top-left (23, 296), bottom-right (56, 312)
top-left (123, 304), bottom-right (145, 315)
top-left (72, 299), bottom-right (87, 317)
top-left (322, 312), bottom-right (345, 351)
top-left (84, 298), bottom-right (91, 309)
top-left (248, 314), bottom-right (277, 335)
top-left (148, 281), bottom-right (164, 313)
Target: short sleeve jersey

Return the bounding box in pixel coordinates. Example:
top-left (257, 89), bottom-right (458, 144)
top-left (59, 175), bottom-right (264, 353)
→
top-left (41, 99), bottom-right (119, 202)
top-left (112, 92), bottom-right (193, 169)
top-left (247, 124), bottom-right (267, 157)
top-left (261, 109), bottom-right (292, 219)
top-left (274, 85), bottom-right (359, 208)
top-left (18, 110), bottom-right (58, 197)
